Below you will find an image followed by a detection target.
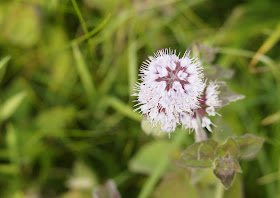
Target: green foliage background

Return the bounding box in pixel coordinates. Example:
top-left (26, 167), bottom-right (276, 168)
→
top-left (0, 0), bottom-right (280, 197)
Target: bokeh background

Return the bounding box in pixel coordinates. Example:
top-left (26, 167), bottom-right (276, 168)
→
top-left (0, 0), bottom-right (280, 197)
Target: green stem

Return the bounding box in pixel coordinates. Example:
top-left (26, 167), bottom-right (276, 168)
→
top-left (71, 0), bottom-right (89, 35)
top-left (138, 131), bottom-right (186, 198)
top-left (215, 182), bottom-right (224, 198)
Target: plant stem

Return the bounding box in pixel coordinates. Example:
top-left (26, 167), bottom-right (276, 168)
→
top-left (138, 131), bottom-right (186, 198)
top-left (194, 128), bottom-right (207, 142)
top-left (215, 182), bottom-right (224, 198)
top-left (194, 115), bottom-right (207, 142)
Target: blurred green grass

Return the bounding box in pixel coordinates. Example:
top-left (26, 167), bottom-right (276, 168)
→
top-left (0, 0), bottom-right (280, 197)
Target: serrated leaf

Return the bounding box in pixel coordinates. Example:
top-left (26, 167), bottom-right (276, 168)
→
top-left (128, 140), bottom-right (174, 175)
top-left (93, 180), bottom-right (121, 198)
top-left (213, 156), bottom-right (241, 190)
top-left (233, 134), bottom-right (265, 160)
top-left (153, 173), bottom-right (199, 198)
top-left (177, 140), bottom-right (218, 168)
top-left (215, 137), bottom-right (239, 159)
top-left (216, 81), bottom-right (245, 107)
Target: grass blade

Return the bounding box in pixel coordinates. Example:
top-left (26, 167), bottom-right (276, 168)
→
top-left (217, 47), bottom-right (276, 67)
top-left (71, 0), bottom-right (89, 35)
top-left (249, 23), bottom-right (280, 71)
top-left (71, 14), bottom-right (111, 45)
top-left (128, 41), bottom-right (138, 96)
top-left (261, 111), bottom-right (280, 126)
top-left (72, 43), bottom-right (96, 102)
top-left (0, 91), bottom-right (26, 122)
top-left (0, 55), bottom-right (11, 83)
top-left (105, 96), bottom-right (141, 122)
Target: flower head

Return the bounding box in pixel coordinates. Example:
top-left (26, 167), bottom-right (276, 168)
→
top-left (133, 48), bottom-right (205, 134)
top-left (180, 81), bottom-right (222, 133)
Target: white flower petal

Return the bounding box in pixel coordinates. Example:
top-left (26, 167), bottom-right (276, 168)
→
top-left (133, 48), bottom-right (205, 133)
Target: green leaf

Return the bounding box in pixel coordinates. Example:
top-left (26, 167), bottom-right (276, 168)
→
top-left (177, 140), bottom-right (218, 168)
top-left (190, 168), bottom-right (215, 185)
top-left (213, 156), bottom-right (241, 190)
top-left (153, 173), bottom-right (199, 198)
top-left (0, 91), bottom-right (26, 122)
top-left (128, 140), bottom-right (174, 175)
top-left (233, 134), bottom-right (265, 160)
top-left (212, 137), bottom-right (243, 189)
top-left (216, 171), bottom-right (236, 190)
top-left (215, 137), bottom-right (239, 159)
top-left (72, 43), bottom-right (96, 102)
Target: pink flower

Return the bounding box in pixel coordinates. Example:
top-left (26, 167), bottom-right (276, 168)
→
top-left (133, 48), bottom-right (205, 134)
top-left (181, 81), bottom-right (222, 133)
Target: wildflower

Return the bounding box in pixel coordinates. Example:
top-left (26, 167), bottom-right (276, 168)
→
top-left (133, 48), bottom-right (205, 134)
top-left (181, 81), bottom-right (222, 133)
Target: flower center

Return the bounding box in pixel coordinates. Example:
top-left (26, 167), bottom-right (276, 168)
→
top-left (155, 61), bottom-right (190, 91)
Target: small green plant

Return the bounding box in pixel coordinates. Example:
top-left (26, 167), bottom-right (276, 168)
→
top-left (127, 44), bottom-right (265, 197)
top-left (177, 134), bottom-right (264, 189)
